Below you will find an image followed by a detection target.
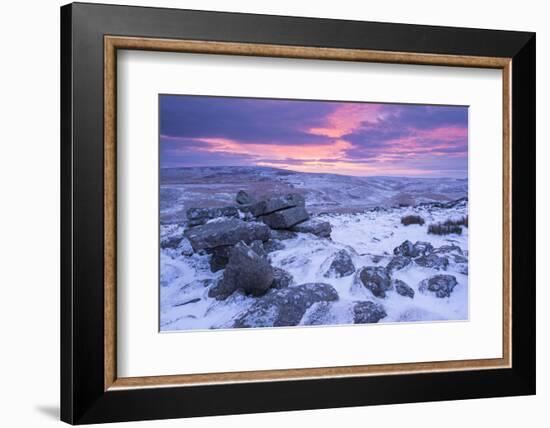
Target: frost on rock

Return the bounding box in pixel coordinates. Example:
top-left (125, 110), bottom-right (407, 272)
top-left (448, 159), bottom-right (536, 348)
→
top-left (186, 206), bottom-right (239, 227)
top-left (386, 255), bottom-right (412, 274)
top-left (398, 307), bottom-right (447, 322)
top-left (261, 206), bottom-right (309, 229)
top-left (209, 241), bottom-right (274, 300)
top-left (233, 283), bottom-right (339, 328)
top-left (236, 189), bottom-right (254, 205)
top-left (392, 279), bottom-right (415, 299)
top-left (250, 193), bottom-right (305, 217)
top-left (184, 218), bottom-right (270, 251)
top-left (353, 301), bottom-right (387, 324)
top-left (393, 240), bottom-right (434, 258)
top-left (270, 230), bottom-right (298, 241)
top-left (355, 266), bottom-right (393, 298)
top-left (291, 219), bottom-right (332, 238)
top-left (414, 254), bottom-right (449, 270)
top-left (263, 239), bottom-right (286, 253)
top-left (271, 267), bottom-right (294, 289)
top-left (323, 249), bottom-right (356, 278)
top-left (160, 236), bottom-right (183, 250)
top-left (249, 240), bottom-right (267, 258)
top-left (300, 301), bottom-right (339, 326)
top-left (433, 244), bottom-right (463, 255)
top-left (419, 274), bottom-right (458, 298)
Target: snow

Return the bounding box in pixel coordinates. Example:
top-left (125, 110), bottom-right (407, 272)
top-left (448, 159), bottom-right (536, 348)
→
top-left (159, 166), bottom-right (467, 224)
top-left (160, 201), bottom-right (469, 331)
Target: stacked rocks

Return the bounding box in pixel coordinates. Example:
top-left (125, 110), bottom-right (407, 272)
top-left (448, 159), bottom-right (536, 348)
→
top-left (186, 206), bottom-right (239, 227)
top-left (180, 190), bottom-right (333, 304)
top-left (183, 190), bottom-right (332, 272)
top-left (237, 190), bottom-right (332, 238)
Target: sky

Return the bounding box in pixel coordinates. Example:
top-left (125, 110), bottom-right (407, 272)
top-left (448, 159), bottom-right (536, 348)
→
top-left (159, 95), bottom-right (468, 178)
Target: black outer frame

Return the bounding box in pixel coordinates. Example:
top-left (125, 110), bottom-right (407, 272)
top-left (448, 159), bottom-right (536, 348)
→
top-left (60, 2), bottom-right (536, 424)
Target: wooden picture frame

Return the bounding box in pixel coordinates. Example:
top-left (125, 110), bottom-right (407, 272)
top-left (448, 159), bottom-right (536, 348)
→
top-left (61, 2), bottom-right (535, 424)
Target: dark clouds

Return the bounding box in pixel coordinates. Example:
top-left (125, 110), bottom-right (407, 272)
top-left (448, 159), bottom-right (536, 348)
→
top-left (159, 95), bottom-right (468, 177)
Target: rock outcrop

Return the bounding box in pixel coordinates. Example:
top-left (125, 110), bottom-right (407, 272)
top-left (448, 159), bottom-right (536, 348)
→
top-left (263, 239), bottom-right (286, 253)
top-left (236, 190), bottom-right (254, 205)
top-left (392, 279), bottom-right (415, 298)
top-left (271, 267), bottom-right (294, 289)
top-left (208, 241), bottom-right (274, 300)
top-left (160, 236), bottom-right (182, 250)
top-left (249, 240), bottom-right (267, 258)
top-left (353, 301), bottom-right (387, 323)
top-left (323, 249), bottom-right (355, 278)
top-left (355, 266), bottom-right (392, 298)
top-left (270, 230), bottom-right (298, 241)
top-left (414, 254), bottom-right (449, 270)
top-left (184, 218), bottom-right (270, 251)
top-left (261, 206), bottom-right (309, 229)
top-left (186, 206), bottom-right (239, 227)
top-left (393, 240), bottom-right (434, 258)
top-left (208, 245), bottom-right (232, 272)
top-left (291, 219), bottom-right (332, 238)
top-left (187, 192), bottom-right (332, 261)
top-left (433, 244), bottom-right (463, 255)
top-left (386, 255), bottom-right (412, 273)
top-left (250, 193), bottom-right (305, 217)
top-left (418, 274), bottom-right (458, 298)
top-left (300, 301), bottom-right (338, 326)
top-left (233, 283), bottom-right (339, 328)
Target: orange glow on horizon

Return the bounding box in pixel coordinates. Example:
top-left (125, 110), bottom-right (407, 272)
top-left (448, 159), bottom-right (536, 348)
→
top-left (160, 102), bottom-right (467, 177)
top-left (256, 160), bottom-right (442, 177)
top-left (185, 137), bottom-right (353, 162)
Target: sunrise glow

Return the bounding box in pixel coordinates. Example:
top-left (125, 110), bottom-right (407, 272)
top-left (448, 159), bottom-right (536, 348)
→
top-left (160, 95), bottom-right (468, 177)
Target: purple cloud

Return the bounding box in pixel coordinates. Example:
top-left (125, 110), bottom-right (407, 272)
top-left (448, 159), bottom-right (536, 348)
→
top-left (160, 95), bottom-right (468, 177)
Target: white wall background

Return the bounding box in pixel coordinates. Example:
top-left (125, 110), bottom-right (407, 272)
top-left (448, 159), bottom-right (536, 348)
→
top-left (0, 0), bottom-right (546, 426)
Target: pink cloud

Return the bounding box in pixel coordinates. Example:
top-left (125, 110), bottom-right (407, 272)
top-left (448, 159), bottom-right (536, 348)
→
top-left (161, 101), bottom-right (468, 177)
top-left (415, 126), bottom-right (468, 142)
top-left (184, 137), bottom-right (353, 163)
top-left (308, 103), bottom-right (385, 138)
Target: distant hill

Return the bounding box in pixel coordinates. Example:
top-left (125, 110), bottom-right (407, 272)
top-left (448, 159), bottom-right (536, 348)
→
top-left (160, 166), bottom-right (467, 223)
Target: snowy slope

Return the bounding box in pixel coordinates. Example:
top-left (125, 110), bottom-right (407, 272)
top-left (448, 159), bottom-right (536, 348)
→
top-left (160, 166), bottom-right (467, 224)
top-left (159, 167), bottom-right (469, 331)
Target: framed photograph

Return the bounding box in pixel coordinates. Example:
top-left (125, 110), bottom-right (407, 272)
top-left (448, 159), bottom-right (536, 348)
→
top-left (61, 2), bottom-right (536, 424)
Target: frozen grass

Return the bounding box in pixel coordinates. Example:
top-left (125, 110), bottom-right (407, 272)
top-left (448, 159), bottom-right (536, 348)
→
top-left (427, 215), bottom-right (468, 234)
top-left (428, 223), bottom-right (463, 235)
top-left (444, 215), bottom-right (468, 227)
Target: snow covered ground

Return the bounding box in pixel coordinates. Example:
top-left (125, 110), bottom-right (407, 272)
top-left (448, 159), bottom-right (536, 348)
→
top-left (159, 168), bottom-right (468, 331)
top-left (160, 166), bottom-right (467, 223)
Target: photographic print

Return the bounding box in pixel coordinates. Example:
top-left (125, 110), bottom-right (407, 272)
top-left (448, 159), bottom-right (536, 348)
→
top-left (159, 95), bottom-right (469, 331)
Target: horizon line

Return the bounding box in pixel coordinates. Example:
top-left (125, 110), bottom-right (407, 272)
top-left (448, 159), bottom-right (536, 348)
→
top-left (159, 165), bottom-right (468, 180)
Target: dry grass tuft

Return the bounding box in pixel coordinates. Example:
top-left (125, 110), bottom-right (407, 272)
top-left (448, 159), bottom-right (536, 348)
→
top-left (443, 215), bottom-right (468, 227)
top-left (428, 223), bottom-right (463, 235)
top-left (401, 215), bottom-right (425, 226)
